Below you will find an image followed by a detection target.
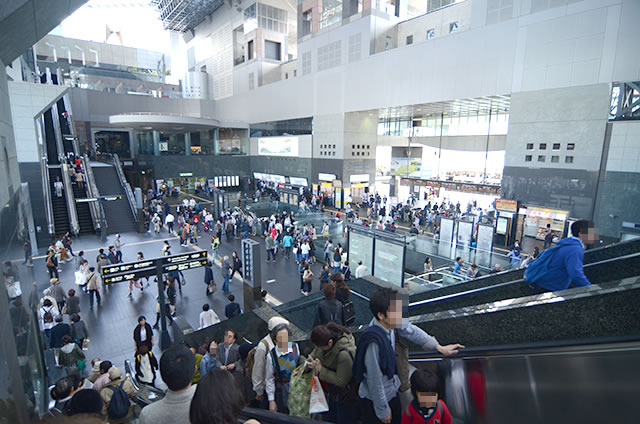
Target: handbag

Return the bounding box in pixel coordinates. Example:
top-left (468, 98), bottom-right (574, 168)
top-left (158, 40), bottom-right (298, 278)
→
top-left (82, 339), bottom-right (90, 350)
top-left (76, 358), bottom-right (86, 370)
top-left (6, 281), bottom-right (22, 299)
top-left (309, 375), bottom-right (329, 414)
top-left (208, 281), bottom-right (217, 294)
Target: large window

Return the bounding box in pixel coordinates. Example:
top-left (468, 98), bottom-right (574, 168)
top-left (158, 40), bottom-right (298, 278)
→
top-left (189, 130), bottom-right (214, 155)
top-left (159, 132), bottom-right (185, 155)
top-left (378, 112), bottom-right (510, 137)
top-left (250, 117), bottom-right (313, 137)
top-left (217, 128), bottom-right (248, 155)
top-left (95, 131), bottom-right (131, 157)
top-left (265, 40), bottom-right (281, 61)
top-left (136, 131), bottom-right (154, 155)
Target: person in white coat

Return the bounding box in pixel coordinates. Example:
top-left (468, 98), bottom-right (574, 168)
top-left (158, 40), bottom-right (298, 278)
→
top-left (199, 304), bottom-right (220, 329)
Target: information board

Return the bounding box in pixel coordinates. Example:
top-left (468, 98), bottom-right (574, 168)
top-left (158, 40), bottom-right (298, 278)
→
top-left (477, 224), bottom-right (494, 252)
top-left (349, 231), bottom-right (373, 276)
top-left (457, 221), bottom-right (473, 245)
top-left (373, 239), bottom-right (405, 287)
top-left (102, 251), bottom-right (208, 284)
top-left (440, 218), bottom-right (455, 243)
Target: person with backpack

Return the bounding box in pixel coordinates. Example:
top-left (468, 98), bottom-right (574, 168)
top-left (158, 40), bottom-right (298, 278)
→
top-left (401, 368), bottom-right (453, 424)
top-left (40, 298), bottom-right (59, 345)
top-left (353, 288), bottom-right (464, 424)
top-left (250, 317), bottom-right (289, 409)
top-left (307, 323), bottom-right (357, 424)
top-left (99, 366), bottom-right (136, 422)
top-left (265, 322), bottom-right (304, 414)
top-left (524, 219), bottom-right (594, 291)
top-left (314, 282), bottom-right (345, 327)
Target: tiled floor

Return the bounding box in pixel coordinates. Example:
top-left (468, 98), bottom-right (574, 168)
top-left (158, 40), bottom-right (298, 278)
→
top-left (17, 227), bottom-right (324, 385)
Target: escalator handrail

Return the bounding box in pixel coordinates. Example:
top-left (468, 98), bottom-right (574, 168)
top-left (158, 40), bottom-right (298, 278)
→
top-left (238, 407), bottom-right (319, 424)
top-left (82, 154), bottom-right (103, 231)
top-left (407, 334), bottom-right (640, 360)
top-left (112, 153), bottom-right (138, 222)
top-left (38, 121), bottom-right (56, 237)
top-left (61, 162), bottom-right (81, 236)
top-left (408, 251), bottom-right (640, 308)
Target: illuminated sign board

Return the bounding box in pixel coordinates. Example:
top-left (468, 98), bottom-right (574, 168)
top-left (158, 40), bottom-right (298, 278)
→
top-left (258, 137), bottom-right (299, 157)
top-left (102, 251), bottom-right (209, 283)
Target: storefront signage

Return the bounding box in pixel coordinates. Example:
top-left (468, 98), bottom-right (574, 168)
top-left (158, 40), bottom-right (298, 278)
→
top-left (318, 173), bottom-right (336, 182)
top-left (526, 207), bottom-right (568, 220)
top-left (179, 172), bottom-right (193, 177)
top-left (496, 199), bottom-right (518, 213)
top-left (351, 183), bottom-right (367, 188)
top-left (349, 174), bottom-right (370, 183)
top-left (289, 177), bottom-right (308, 187)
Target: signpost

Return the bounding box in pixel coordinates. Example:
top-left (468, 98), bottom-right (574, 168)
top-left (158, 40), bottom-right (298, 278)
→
top-left (101, 250), bottom-right (208, 349)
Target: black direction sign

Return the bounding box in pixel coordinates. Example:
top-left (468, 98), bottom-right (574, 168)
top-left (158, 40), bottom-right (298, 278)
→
top-left (101, 251), bottom-right (209, 284)
top-left (162, 250), bottom-right (207, 265)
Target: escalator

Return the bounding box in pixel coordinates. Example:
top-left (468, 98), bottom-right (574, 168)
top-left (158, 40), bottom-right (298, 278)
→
top-left (71, 182), bottom-right (95, 235)
top-left (408, 337), bottom-right (640, 424)
top-left (47, 167), bottom-right (70, 236)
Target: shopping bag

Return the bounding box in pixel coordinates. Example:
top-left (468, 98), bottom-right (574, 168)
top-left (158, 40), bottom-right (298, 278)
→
top-left (309, 375), bottom-right (329, 414)
top-left (208, 282), bottom-right (217, 294)
top-left (82, 339), bottom-right (90, 350)
top-left (288, 364), bottom-right (313, 418)
top-left (74, 271), bottom-right (85, 286)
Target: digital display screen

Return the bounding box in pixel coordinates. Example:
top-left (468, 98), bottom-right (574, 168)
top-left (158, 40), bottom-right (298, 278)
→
top-left (373, 239), bottom-right (404, 287)
top-left (258, 137), bottom-right (299, 157)
top-left (349, 231), bottom-right (373, 277)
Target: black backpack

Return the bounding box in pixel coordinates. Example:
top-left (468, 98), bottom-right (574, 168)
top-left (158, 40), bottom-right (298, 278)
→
top-left (43, 307), bottom-right (54, 323)
top-left (107, 381), bottom-right (130, 419)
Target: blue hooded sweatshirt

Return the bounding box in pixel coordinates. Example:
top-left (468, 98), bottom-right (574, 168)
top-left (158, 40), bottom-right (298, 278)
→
top-left (534, 237), bottom-right (591, 291)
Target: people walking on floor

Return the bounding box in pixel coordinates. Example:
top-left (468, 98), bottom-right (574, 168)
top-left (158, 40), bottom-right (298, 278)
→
top-left (133, 315), bottom-right (154, 353)
top-left (204, 261), bottom-right (216, 297)
top-left (302, 265), bottom-right (313, 296)
top-left (225, 295), bottom-right (242, 319)
top-left (114, 234), bottom-right (124, 263)
top-left (165, 212), bottom-right (175, 235)
top-left (152, 213), bottom-right (161, 233)
top-left (211, 235), bottom-right (220, 260)
top-left (355, 261), bottom-right (368, 279)
top-left (66, 289), bottom-right (80, 316)
top-left (49, 278), bottom-right (67, 314)
top-left (46, 248), bottom-right (59, 279)
top-left (231, 251), bottom-right (243, 280)
top-left (85, 267), bottom-right (101, 310)
top-left (134, 344), bottom-right (159, 387)
top-left (222, 256), bottom-right (232, 293)
top-left (265, 235), bottom-right (275, 263)
top-left (70, 313), bottom-right (88, 348)
top-left (162, 240), bottom-right (171, 256)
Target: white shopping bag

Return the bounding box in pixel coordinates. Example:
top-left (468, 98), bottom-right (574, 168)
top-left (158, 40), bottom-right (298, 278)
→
top-left (6, 281), bottom-right (22, 299)
top-left (308, 375), bottom-right (329, 415)
top-left (74, 271), bottom-right (85, 286)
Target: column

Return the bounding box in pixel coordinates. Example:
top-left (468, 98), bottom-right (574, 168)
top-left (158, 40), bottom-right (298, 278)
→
top-left (152, 130), bottom-right (160, 156)
top-left (185, 132), bottom-right (191, 156)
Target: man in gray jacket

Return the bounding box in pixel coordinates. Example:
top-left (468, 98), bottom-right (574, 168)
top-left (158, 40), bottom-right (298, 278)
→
top-left (216, 329), bottom-right (241, 372)
top-left (138, 345), bottom-right (196, 424)
top-left (353, 288), bottom-right (464, 424)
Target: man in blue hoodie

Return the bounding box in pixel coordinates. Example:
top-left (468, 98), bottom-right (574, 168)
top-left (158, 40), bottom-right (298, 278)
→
top-left (529, 220), bottom-right (594, 291)
top-left (353, 288), bottom-right (464, 424)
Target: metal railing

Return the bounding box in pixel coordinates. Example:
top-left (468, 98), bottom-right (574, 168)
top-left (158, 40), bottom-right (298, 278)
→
top-left (60, 162), bottom-right (80, 236)
top-left (112, 153), bottom-right (138, 223)
top-left (82, 154), bottom-right (103, 232)
top-left (40, 156), bottom-right (56, 238)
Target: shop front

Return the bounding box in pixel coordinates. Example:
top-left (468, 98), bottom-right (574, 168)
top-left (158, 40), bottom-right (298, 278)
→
top-left (349, 174), bottom-right (370, 204)
top-left (494, 199), bottom-right (518, 247)
top-left (317, 173), bottom-right (336, 206)
top-left (523, 206), bottom-right (569, 241)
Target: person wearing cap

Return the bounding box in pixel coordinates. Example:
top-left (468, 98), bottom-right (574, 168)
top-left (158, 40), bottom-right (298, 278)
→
top-left (92, 360), bottom-right (113, 393)
top-left (251, 316), bottom-right (288, 409)
top-left (138, 344), bottom-right (197, 424)
top-left (99, 366), bottom-right (136, 421)
top-left (49, 278), bottom-right (67, 314)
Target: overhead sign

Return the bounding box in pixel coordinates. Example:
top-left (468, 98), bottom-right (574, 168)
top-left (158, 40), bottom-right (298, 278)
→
top-left (495, 199), bottom-right (518, 213)
top-left (289, 177), bottom-right (308, 187)
top-left (102, 251), bottom-right (208, 283)
top-left (179, 172), bottom-right (193, 177)
top-left (349, 174), bottom-right (370, 183)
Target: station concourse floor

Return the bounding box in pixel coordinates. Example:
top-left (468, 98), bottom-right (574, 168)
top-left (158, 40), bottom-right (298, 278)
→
top-left (16, 228), bottom-right (324, 386)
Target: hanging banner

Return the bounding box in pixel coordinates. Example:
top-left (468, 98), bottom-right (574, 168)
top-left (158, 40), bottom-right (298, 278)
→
top-left (335, 188), bottom-right (342, 209)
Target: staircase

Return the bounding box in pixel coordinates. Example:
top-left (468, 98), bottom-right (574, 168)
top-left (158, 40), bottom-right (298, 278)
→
top-left (92, 165), bottom-right (137, 234)
top-left (71, 183), bottom-right (95, 235)
top-left (49, 167), bottom-right (70, 237)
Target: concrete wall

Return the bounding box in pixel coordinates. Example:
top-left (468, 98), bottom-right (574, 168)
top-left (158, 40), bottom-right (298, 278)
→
top-left (0, 62), bottom-right (22, 207)
top-left (397, 0), bottom-right (472, 47)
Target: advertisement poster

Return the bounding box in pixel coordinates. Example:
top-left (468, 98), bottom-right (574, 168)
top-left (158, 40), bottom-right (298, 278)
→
top-left (349, 232), bottom-right (373, 274)
top-left (335, 188), bottom-right (342, 209)
top-left (373, 239), bottom-right (404, 287)
top-left (258, 137), bottom-right (299, 157)
top-left (390, 146), bottom-right (422, 176)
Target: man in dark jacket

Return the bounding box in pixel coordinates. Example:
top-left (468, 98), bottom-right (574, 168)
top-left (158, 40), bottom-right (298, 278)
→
top-left (50, 315), bottom-right (71, 366)
top-left (314, 282), bottom-right (345, 327)
top-left (216, 329), bottom-right (242, 372)
top-left (204, 261), bottom-right (215, 296)
top-left (225, 295), bottom-right (241, 319)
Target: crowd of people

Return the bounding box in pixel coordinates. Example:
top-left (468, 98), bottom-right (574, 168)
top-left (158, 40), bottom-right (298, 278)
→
top-left (48, 285), bottom-right (463, 424)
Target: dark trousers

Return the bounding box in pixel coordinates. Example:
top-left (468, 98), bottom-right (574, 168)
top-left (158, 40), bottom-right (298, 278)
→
top-left (360, 396), bottom-right (401, 424)
top-left (67, 244), bottom-right (74, 256)
top-left (116, 251), bottom-right (122, 263)
top-left (325, 397), bottom-right (357, 424)
top-left (89, 289), bottom-right (101, 308)
top-left (168, 222), bottom-right (174, 233)
top-left (48, 266), bottom-right (59, 279)
top-left (231, 268), bottom-right (242, 279)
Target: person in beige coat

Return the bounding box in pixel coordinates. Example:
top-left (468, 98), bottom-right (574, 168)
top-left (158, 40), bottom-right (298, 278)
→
top-left (99, 367), bottom-right (137, 422)
top-left (85, 267), bottom-right (101, 309)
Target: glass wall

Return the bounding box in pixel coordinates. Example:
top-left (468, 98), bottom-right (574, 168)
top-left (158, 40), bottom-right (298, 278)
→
top-left (159, 131), bottom-right (185, 155)
top-left (217, 128), bottom-right (248, 155)
top-left (250, 117), bottom-right (313, 137)
top-left (94, 130), bottom-right (131, 157)
top-left (136, 131), bottom-right (154, 155)
top-left (189, 130), bottom-right (215, 155)
top-left (378, 112), bottom-right (509, 137)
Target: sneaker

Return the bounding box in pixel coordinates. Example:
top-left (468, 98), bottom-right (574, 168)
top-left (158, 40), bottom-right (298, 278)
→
top-left (128, 293), bottom-right (132, 298)
top-left (301, 290), bottom-right (305, 295)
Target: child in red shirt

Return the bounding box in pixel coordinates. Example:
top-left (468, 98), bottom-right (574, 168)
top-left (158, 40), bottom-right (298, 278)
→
top-left (402, 368), bottom-right (453, 424)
